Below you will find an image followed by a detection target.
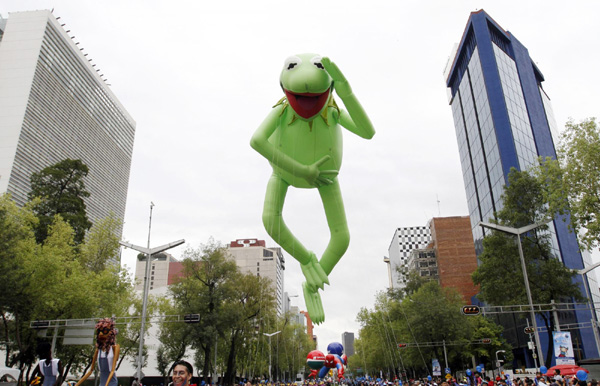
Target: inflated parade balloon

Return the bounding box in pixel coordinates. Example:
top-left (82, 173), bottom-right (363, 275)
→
top-left (251, 54), bottom-right (375, 324)
top-left (466, 369), bottom-right (472, 376)
top-left (307, 342), bottom-right (347, 379)
top-left (576, 370), bottom-right (588, 381)
top-left (307, 350), bottom-right (326, 370)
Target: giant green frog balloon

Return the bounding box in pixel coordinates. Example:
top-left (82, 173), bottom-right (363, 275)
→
top-left (250, 54), bottom-right (375, 324)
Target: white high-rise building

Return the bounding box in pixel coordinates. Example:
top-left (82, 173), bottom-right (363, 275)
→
top-left (0, 10), bottom-right (135, 230)
top-left (386, 226), bottom-right (431, 289)
top-left (227, 238), bottom-right (285, 314)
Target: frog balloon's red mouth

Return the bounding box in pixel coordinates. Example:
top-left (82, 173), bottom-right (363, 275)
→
top-left (284, 89), bottom-right (330, 119)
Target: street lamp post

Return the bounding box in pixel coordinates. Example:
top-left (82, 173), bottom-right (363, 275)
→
top-left (264, 331), bottom-right (281, 381)
top-left (120, 203), bottom-right (185, 383)
top-left (479, 220), bottom-right (551, 366)
top-left (495, 350), bottom-right (506, 375)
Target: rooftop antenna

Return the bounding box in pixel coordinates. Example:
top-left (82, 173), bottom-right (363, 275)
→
top-left (436, 194), bottom-right (441, 217)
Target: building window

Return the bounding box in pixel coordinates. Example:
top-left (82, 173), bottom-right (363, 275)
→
top-left (263, 250), bottom-right (273, 257)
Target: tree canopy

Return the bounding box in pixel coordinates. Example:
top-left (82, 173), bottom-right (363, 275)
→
top-left (536, 117), bottom-right (600, 251)
top-left (29, 158), bottom-right (92, 244)
top-left (158, 240), bottom-right (309, 385)
top-left (355, 281), bottom-right (509, 380)
top-left (471, 168), bottom-right (583, 367)
top-left (0, 194), bottom-right (138, 381)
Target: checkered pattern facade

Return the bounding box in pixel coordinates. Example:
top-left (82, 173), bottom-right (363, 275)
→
top-left (387, 226), bottom-right (431, 289)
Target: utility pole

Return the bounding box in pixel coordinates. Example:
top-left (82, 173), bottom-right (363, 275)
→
top-left (120, 202), bottom-right (185, 383)
top-left (264, 331), bottom-right (281, 381)
top-left (479, 220), bottom-right (550, 366)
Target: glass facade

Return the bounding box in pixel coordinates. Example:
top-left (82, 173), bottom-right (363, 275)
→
top-left (446, 10), bottom-right (600, 363)
top-left (451, 46), bottom-right (504, 254)
top-left (1, 11), bottom-right (135, 236)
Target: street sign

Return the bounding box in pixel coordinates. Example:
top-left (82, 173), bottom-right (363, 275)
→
top-left (445, 368), bottom-right (451, 374)
top-left (63, 319), bottom-right (95, 345)
top-left (184, 314), bottom-right (200, 323)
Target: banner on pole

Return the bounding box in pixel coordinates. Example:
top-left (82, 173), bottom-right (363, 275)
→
top-left (553, 331), bottom-right (575, 365)
top-left (433, 359), bottom-right (441, 376)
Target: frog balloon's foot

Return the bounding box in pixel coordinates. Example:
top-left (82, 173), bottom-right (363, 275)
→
top-left (303, 281), bottom-right (325, 324)
top-left (301, 252), bottom-right (329, 291)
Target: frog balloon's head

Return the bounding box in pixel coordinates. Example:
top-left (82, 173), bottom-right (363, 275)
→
top-left (280, 53), bottom-right (332, 119)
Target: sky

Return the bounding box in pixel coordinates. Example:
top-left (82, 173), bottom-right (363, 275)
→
top-left (1, 0), bottom-right (599, 354)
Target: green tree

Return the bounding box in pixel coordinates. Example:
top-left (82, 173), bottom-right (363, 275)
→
top-left (222, 272), bottom-right (275, 386)
top-left (355, 284), bottom-right (508, 380)
top-left (79, 213), bottom-right (121, 272)
top-left (472, 168), bottom-right (583, 367)
top-left (29, 158), bottom-right (92, 244)
top-left (0, 195), bottom-right (39, 369)
top-left (168, 240), bottom-right (240, 383)
top-left (0, 194), bottom-right (136, 380)
top-left (537, 118), bottom-right (600, 251)
top-left (273, 313), bottom-right (315, 382)
top-left (156, 301), bottom-right (191, 381)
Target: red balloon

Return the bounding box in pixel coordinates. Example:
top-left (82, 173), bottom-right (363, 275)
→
top-left (325, 354), bottom-right (336, 368)
top-left (307, 350), bottom-right (326, 370)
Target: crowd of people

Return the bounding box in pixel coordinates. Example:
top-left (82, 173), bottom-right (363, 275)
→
top-left (25, 320), bottom-right (596, 386)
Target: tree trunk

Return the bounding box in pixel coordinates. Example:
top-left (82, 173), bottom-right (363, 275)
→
top-left (203, 343), bottom-right (212, 384)
top-left (540, 312), bottom-right (554, 368)
top-left (223, 331), bottom-right (240, 386)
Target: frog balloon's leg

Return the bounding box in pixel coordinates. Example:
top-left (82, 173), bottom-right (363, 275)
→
top-left (262, 174), bottom-right (328, 290)
top-left (303, 281), bottom-right (325, 324)
top-left (317, 178), bottom-right (350, 275)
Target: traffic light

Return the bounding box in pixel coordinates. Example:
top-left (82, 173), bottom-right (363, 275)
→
top-left (461, 305), bottom-right (481, 315)
top-left (481, 339), bottom-right (491, 344)
top-left (184, 314), bottom-right (200, 323)
top-left (524, 326), bottom-right (535, 334)
top-left (397, 343), bottom-right (407, 348)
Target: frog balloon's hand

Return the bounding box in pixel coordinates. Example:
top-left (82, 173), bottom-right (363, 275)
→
top-left (321, 57), bottom-right (352, 98)
top-left (303, 281), bottom-right (325, 325)
top-left (301, 252), bottom-right (329, 291)
top-left (303, 156), bottom-right (338, 187)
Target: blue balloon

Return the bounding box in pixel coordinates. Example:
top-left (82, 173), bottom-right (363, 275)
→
top-left (476, 366), bottom-right (482, 373)
top-left (427, 376), bottom-right (432, 381)
top-left (327, 342), bottom-right (344, 356)
top-left (576, 370), bottom-right (588, 381)
top-left (540, 366), bottom-right (547, 374)
top-left (466, 369), bottom-right (472, 376)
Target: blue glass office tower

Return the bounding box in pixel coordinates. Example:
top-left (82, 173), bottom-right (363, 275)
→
top-left (445, 10), bottom-right (599, 365)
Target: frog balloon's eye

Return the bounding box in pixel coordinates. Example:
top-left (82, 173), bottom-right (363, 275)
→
top-left (311, 56), bottom-right (325, 70)
top-left (284, 56), bottom-right (302, 71)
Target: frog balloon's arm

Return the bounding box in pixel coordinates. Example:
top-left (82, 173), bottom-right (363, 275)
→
top-left (250, 105), bottom-right (338, 187)
top-left (321, 57), bottom-right (375, 140)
